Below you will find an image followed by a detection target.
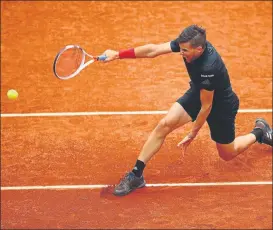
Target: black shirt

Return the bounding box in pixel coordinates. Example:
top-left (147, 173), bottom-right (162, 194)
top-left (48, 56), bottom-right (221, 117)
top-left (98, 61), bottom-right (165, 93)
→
top-left (170, 39), bottom-right (238, 110)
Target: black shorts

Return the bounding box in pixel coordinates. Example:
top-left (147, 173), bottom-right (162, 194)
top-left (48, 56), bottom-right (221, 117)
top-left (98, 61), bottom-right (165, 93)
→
top-left (176, 86), bottom-right (239, 144)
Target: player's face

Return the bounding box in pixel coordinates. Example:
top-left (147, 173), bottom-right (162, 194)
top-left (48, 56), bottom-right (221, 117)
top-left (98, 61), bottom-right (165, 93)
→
top-left (179, 42), bottom-right (203, 63)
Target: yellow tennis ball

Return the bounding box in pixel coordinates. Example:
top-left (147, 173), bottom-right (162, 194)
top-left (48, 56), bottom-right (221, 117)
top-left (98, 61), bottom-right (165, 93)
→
top-left (7, 89), bottom-right (18, 100)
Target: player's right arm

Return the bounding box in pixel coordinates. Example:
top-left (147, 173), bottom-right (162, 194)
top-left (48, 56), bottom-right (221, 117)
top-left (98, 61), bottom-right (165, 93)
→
top-left (101, 42), bottom-right (173, 62)
top-left (134, 42), bottom-right (173, 58)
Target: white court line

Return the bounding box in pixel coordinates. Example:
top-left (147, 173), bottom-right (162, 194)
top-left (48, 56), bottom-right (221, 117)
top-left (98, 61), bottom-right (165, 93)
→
top-left (1, 181), bottom-right (272, 191)
top-left (1, 109), bottom-right (272, 118)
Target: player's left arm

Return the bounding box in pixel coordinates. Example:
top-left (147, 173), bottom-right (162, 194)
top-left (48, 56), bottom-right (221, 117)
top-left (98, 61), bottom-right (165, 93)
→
top-left (190, 89), bottom-right (214, 137)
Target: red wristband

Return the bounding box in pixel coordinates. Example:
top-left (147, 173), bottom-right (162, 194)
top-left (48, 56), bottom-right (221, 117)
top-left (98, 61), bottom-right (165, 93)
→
top-left (119, 48), bottom-right (136, 59)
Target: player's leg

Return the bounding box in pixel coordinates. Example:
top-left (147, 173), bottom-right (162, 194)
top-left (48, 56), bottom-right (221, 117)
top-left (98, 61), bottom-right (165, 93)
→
top-left (137, 102), bottom-right (192, 164)
top-left (211, 118), bottom-right (272, 161)
top-left (113, 103), bottom-right (192, 196)
top-left (113, 87), bottom-right (199, 196)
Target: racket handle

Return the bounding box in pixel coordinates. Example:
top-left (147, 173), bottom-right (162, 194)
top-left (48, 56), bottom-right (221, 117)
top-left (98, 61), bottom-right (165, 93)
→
top-left (97, 55), bottom-right (107, 61)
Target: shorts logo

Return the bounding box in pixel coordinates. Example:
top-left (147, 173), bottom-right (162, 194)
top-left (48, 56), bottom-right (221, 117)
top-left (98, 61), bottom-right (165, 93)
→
top-left (201, 74), bottom-right (214, 78)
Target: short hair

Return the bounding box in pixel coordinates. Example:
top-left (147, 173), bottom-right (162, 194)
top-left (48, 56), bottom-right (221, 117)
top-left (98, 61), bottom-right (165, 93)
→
top-left (177, 25), bottom-right (206, 48)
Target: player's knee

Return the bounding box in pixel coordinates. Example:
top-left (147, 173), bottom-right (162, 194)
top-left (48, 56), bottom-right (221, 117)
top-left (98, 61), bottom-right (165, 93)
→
top-left (156, 118), bottom-right (176, 136)
top-left (218, 151), bottom-right (233, 161)
top-left (217, 146), bottom-right (234, 161)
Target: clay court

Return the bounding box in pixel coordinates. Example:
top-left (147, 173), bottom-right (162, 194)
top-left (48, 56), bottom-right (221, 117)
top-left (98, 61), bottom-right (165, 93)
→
top-left (1, 1), bottom-right (272, 229)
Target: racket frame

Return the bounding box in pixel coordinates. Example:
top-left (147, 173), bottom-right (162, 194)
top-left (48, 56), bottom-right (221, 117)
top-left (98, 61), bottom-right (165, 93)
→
top-left (53, 45), bottom-right (99, 80)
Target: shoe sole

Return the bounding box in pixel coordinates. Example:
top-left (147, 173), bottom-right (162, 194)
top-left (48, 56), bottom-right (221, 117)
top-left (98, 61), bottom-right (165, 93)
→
top-left (113, 181), bottom-right (146, 196)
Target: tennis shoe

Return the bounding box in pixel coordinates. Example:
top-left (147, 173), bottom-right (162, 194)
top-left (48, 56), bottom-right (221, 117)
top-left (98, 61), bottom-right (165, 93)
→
top-left (113, 172), bottom-right (146, 196)
top-left (254, 118), bottom-right (272, 146)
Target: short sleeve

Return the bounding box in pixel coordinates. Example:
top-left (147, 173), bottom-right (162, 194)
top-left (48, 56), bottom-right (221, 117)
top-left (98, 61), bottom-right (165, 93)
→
top-left (170, 39), bottom-right (180, 52)
top-left (199, 67), bottom-right (218, 91)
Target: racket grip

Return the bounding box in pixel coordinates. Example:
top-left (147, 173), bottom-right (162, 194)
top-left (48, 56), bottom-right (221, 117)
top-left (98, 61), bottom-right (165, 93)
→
top-left (98, 55), bottom-right (107, 61)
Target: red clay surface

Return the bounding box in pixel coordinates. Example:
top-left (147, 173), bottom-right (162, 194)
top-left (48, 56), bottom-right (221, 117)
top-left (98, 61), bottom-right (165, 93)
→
top-left (1, 1), bottom-right (272, 229)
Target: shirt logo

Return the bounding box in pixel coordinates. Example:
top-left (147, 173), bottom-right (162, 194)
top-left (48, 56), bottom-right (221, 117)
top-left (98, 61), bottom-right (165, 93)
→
top-left (201, 74), bottom-right (214, 78)
top-left (201, 79), bottom-right (211, 86)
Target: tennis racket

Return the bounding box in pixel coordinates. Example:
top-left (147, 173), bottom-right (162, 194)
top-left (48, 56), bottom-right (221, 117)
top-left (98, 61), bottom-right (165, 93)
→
top-left (53, 45), bottom-right (107, 80)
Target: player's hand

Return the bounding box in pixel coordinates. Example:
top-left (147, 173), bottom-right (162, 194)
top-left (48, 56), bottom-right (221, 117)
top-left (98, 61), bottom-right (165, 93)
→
top-left (98, 49), bottom-right (119, 62)
top-left (177, 132), bottom-right (197, 157)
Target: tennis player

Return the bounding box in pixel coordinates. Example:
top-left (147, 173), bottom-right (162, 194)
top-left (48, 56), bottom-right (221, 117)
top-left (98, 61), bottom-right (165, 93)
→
top-left (100, 25), bottom-right (272, 196)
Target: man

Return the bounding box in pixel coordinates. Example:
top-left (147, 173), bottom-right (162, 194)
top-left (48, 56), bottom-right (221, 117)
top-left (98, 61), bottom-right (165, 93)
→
top-left (100, 25), bottom-right (272, 196)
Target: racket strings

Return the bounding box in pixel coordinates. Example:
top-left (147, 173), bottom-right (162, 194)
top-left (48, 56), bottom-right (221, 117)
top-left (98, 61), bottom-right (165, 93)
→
top-left (74, 48), bottom-right (82, 70)
top-left (55, 47), bottom-right (84, 78)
